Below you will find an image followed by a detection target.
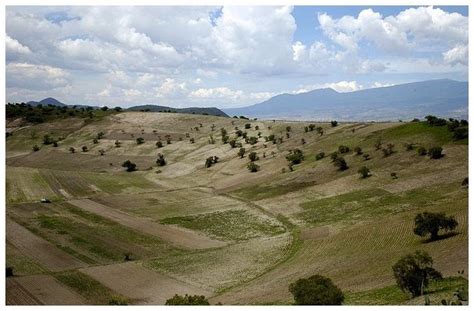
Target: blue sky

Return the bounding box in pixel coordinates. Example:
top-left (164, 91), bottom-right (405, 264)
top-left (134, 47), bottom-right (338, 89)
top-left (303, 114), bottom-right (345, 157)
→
top-left (6, 6), bottom-right (468, 108)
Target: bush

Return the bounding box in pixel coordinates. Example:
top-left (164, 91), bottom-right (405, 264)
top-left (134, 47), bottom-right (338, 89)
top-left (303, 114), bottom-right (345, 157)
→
top-left (453, 127), bottom-right (468, 140)
top-left (286, 149), bottom-right (304, 164)
top-left (32, 145), bottom-right (40, 152)
top-left (156, 153), bottom-right (166, 166)
top-left (247, 162), bottom-right (260, 172)
top-left (333, 157), bottom-right (348, 171)
top-left (136, 137), bottom-right (144, 145)
top-left (248, 151), bottom-right (259, 162)
top-left (69, 147), bottom-right (75, 153)
top-left (286, 126), bottom-right (291, 132)
top-left (190, 138), bottom-right (195, 144)
top-left (330, 121), bottom-right (338, 127)
top-left (382, 143), bottom-right (395, 157)
top-left (374, 137), bottom-right (382, 150)
top-left (358, 166), bottom-right (370, 178)
top-left (229, 139), bottom-right (236, 148)
top-left (392, 251), bottom-right (442, 297)
top-left (316, 127), bottom-right (323, 136)
top-left (43, 134), bottom-right (54, 145)
top-left (122, 160), bottom-right (137, 172)
top-left (404, 143), bottom-right (415, 151)
top-left (248, 136), bottom-right (258, 145)
top-left (414, 212), bottom-right (458, 241)
top-left (308, 124), bottom-right (316, 131)
top-left (115, 140), bottom-right (121, 148)
top-left (98, 149), bottom-right (105, 156)
top-left (93, 138), bottom-right (99, 144)
top-left (289, 274), bottom-right (344, 305)
top-left (417, 146), bottom-right (427, 156)
top-left (315, 152), bottom-right (325, 160)
top-left (244, 123), bottom-right (251, 129)
top-left (462, 177), bottom-right (468, 187)
top-left (165, 294), bottom-right (210, 305)
top-left (82, 146), bottom-right (88, 152)
top-left (238, 148), bottom-right (245, 158)
top-left (354, 146), bottom-right (362, 155)
top-left (428, 147), bottom-right (443, 159)
top-left (338, 145), bottom-right (350, 153)
top-left (363, 154), bottom-right (370, 161)
top-left (156, 141), bottom-right (163, 148)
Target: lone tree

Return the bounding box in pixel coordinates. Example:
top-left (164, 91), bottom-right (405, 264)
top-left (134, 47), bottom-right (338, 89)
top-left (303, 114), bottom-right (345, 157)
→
top-left (156, 153), bottom-right (166, 166)
top-left (247, 162), bottom-right (260, 172)
top-left (286, 149), bottom-right (304, 164)
top-left (289, 274), bottom-right (344, 305)
top-left (165, 294), bottom-right (210, 305)
top-left (136, 137), bottom-right (144, 145)
top-left (414, 212), bottom-right (458, 241)
top-left (122, 160), bottom-right (137, 172)
top-left (156, 141), bottom-right (163, 148)
top-left (115, 140), bottom-right (121, 148)
top-left (330, 120), bottom-right (338, 127)
top-left (358, 166), bottom-right (370, 178)
top-left (248, 151), bottom-right (259, 162)
top-left (32, 145), bottom-right (40, 152)
top-left (315, 152), bottom-right (325, 160)
top-left (82, 146), bottom-right (88, 152)
top-left (238, 147), bottom-right (246, 158)
top-left (392, 251), bottom-right (442, 297)
top-left (333, 157), bottom-right (348, 171)
top-left (428, 147), bottom-right (443, 159)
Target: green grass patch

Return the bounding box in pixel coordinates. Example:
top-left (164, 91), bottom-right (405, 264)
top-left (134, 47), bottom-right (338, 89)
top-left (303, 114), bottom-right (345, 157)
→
top-left (54, 271), bottom-right (130, 305)
top-left (6, 242), bottom-right (47, 275)
top-left (233, 181), bottom-right (315, 201)
top-left (161, 209), bottom-right (286, 241)
top-left (345, 276), bottom-right (468, 305)
top-left (298, 183), bottom-right (460, 225)
top-left (380, 122), bottom-right (464, 145)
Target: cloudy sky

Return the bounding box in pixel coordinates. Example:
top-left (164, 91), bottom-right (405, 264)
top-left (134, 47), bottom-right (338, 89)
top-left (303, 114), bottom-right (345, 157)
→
top-left (6, 5), bottom-right (468, 108)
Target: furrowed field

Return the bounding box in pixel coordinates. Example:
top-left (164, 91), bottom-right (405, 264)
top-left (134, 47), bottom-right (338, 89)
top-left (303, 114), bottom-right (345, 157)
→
top-left (5, 111), bottom-right (468, 305)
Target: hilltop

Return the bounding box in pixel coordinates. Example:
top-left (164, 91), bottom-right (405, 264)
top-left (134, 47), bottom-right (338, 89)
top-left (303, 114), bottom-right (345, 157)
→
top-left (6, 111), bottom-right (468, 305)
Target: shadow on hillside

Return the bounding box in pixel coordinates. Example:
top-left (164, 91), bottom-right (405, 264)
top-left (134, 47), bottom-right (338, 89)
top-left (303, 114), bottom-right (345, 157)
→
top-left (421, 232), bottom-right (459, 244)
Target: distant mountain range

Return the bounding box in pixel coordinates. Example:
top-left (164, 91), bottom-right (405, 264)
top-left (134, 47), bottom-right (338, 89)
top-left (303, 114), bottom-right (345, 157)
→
top-left (22, 99), bottom-right (229, 117)
top-left (224, 79), bottom-right (468, 121)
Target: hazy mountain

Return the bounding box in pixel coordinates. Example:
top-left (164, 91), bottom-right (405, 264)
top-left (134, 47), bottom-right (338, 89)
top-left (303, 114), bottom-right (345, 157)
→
top-left (224, 79), bottom-right (468, 121)
top-left (26, 97), bottom-right (66, 107)
top-left (128, 105), bottom-right (229, 117)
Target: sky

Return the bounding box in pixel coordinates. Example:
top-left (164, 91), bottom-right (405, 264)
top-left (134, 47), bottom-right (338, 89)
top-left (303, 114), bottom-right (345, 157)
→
top-left (5, 5), bottom-right (469, 108)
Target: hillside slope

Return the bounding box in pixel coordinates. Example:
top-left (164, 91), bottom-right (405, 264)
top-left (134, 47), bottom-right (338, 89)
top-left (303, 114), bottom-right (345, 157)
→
top-left (6, 112), bottom-right (468, 305)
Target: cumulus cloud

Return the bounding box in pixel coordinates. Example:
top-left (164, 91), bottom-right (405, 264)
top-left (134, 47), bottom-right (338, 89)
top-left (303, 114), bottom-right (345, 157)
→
top-left (293, 81), bottom-right (363, 94)
top-left (443, 45), bottom-right (468, 66)
top-left (7, 62), bottom-right (69, 90)
top-left (6, 35), bottom-right (31, 54)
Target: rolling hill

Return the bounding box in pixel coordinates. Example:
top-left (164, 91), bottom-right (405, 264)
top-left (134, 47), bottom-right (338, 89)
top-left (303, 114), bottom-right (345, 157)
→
top-left (224, 79), bottom-right (468, 121)
top-left (127, 105), bottom-right (229, 117)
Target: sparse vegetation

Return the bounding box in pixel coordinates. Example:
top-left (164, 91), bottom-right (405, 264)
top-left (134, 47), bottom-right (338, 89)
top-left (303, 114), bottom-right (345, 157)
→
top-left (165, 294), bottom-right (210, 305)
top-left (358, 166), bottom-right (370, 178)
top-left (286, 149), bottom-right (304, 164)
top-left (247, 162), bottom-right (260, 172)
top-left (122, 160), bottom-right (137, 172)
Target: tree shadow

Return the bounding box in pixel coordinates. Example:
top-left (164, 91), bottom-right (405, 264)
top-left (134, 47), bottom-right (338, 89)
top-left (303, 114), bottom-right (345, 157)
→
top-left (421, 232), bottom-right (459, 244)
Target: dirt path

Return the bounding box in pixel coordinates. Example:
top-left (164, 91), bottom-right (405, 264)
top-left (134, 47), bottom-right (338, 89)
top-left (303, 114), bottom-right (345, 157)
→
top-left (6, 218), bottom-right (86, 272)
top-left (80, 262), bottom-right (213, 305)
top-left (68, 199), bottom-right (226, 249)
top-left (7, 275), bottom-right (86, 305)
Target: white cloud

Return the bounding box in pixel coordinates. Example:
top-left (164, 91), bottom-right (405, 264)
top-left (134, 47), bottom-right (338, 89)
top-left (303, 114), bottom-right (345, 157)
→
top-left (371, 82), bottom-right (395, 88)
top-left (6, 35), bottom-right (31, 54)
top-left (6, 62), bottom-right (69, 90)
top-left (293, 80), bottom-right (363, 94)
top-left (443, 45), bottom-right (468, 66)
top-left (155, 78), bottom-right (187, 98)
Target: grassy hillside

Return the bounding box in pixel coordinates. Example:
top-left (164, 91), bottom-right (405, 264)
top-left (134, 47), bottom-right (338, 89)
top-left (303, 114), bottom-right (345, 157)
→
top-left (6, 112), bottom-right (468, 305)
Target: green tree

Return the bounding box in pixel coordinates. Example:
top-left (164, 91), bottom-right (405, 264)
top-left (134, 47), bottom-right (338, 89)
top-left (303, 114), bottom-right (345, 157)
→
top-left (358, 166), bottom-right (370, 178)
top-left (248, 151), bottom-right (259, 162)
top-left (286, 149), bottom-right (304, 164)
top-left (392, 251), bottom-right (442, 297)
top-left (333, 157), bottom-right (348, 171)
top-left (330, 121), bottom-right (338, 127)
top-left (315, 152), bottom-right (325, 160)
top-left (165, 294), bottom-right (210, 305)
top-left (414, 212), bottom-right (458, 241)
top-left (156, 141), bottom-right (163, 148)
top-left (289, 274), bottom-right (344, 305)
top-left (136, 137), bottom-right (144, 145)
top-left (69, 147), bottom-right (75, 153)
top-left (247, 162), bottom-right (260, 172)
top-left (417, 146), bottom-right (427, 156)
top-left (122, 160), bottom-right (137, 172)
top-left (354, 146), bottom-right (362, 155)
top-left (428, 147), bottom-right (443, 159)
top-left (238, 148), bottom-right (246, 158)
top-left (156, 153), bottom-right (166, 166)
top-left (32, 145), bottom-right (40, 152)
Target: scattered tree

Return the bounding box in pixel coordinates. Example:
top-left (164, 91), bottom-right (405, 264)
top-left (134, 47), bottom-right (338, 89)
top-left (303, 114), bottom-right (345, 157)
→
top-left (248, 151), bottom-right (259, 162)
top-left (289, 274), bottom-right (344, 305)
top-left (333, 157), bottom-right (348, 171)
top-left (358, 166), bottom-right (370, 178)
top-left (122, 160), bottom-right (137, 172)
top-left (115, 140), bottom-right (121, 148)
top-left (165, 294), bottom-right (210, 305)
top-left (69, 147), bottom-right (75, 153)
top-left (32, 145), bottom-right (40, 152)
top-left (286, 149), bottom-right (304, 164)
top-left (428, 147), bottom-right (443, 159)
top-left (156, 141), bottom-right (163, 148)
top-left (417, 146), bottom-right (427, 156)
top-left (354, 146), bottom-right (362, 155)
top-left (247, 162), bottom-right (260, 172)
top-left (315, 152), bottom-right (325, 160)
top-left (156, 153), bottom-right (166, 166)
top-left (238, 148), bottom-right (246, 158)
top-left (82, 146), bottom-right (88, 152)
top-left (136, 137), bottom-right (144, 145)
top-left (338, 145), bottom-right (350, 153)
top-left (308, 124), bottom-right (316, 131)
top-left (330, 121), bottom-right (338, 127)
top-left (414, 212), bottom-right (458, 241)
top-left (392, 251), bottom-right (442, 297)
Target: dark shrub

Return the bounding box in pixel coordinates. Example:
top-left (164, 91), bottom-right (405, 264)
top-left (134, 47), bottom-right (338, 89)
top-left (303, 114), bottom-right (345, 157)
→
top-left (165, 294), bottom-right (210, 305)
top-left (247, 162), bottom-right (260, 172)
top-left (428, 147), bottom-right (443, 159)
top-left (414, 212), bottom-right (458, 241)
top-left (315, 152), bottom-right (325, 160)
top-left (289, 274), bottom-right (344, 305)
top-left (248, 151), bottom-right (259, 162)
top-left (286, 149), bottom-right (304, 164)
top-left (358, 166), bottom-right (370, 178)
